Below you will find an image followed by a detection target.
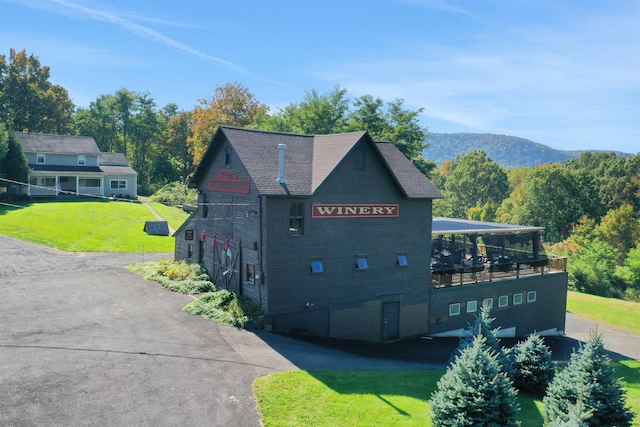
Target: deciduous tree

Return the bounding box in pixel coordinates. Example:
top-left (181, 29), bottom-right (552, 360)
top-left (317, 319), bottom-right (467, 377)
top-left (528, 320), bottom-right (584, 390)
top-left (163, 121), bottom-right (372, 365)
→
top-left (189, 82), bottom-right (269, 165)
top-left (0, 49), bottom-right (74, 134)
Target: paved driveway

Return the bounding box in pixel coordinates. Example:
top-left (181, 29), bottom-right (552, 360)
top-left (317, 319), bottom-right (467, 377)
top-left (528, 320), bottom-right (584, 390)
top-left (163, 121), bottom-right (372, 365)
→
top-left (0, 236), bottom-right (298, 426)
top-left (1, 235), bottom-right (638, 426)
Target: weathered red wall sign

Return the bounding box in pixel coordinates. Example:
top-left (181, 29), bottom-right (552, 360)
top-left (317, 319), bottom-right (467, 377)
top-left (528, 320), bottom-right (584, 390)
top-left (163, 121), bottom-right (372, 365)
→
top-left (312, 204), bottom-right (399, 218)
top-left (208, 170), bottom-right (250, 194)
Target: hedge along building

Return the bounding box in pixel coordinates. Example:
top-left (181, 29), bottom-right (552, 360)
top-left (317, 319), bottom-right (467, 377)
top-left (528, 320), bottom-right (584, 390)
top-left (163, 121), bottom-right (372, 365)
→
top-left (174, 126), bottom-right (443, 342)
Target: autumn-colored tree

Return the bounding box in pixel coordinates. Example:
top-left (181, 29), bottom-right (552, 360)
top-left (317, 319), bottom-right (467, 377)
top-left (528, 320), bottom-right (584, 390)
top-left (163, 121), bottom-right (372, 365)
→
top-left (0, 49), bottom-right (74, 134)
top-left (189, 83), bottom-right (269, 165)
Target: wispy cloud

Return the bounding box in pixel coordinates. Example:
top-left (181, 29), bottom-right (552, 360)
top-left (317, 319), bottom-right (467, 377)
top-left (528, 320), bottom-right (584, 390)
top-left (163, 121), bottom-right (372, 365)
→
top-left (47, 0), bottom-right (249, 73)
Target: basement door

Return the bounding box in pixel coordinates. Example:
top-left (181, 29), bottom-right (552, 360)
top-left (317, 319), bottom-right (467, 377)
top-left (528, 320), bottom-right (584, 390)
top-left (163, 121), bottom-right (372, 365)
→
top-left (382, 301), bottom-right (400, 341)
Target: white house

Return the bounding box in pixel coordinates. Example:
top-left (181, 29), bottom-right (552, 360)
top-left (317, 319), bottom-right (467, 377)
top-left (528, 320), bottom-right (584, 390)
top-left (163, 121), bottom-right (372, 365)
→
top-left (15, 132), bottom-right (137, 198)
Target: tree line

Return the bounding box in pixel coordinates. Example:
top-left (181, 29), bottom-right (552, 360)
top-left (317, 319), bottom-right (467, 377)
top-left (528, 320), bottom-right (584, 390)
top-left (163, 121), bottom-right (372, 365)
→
top-left (0, 49), bottom-right (432, 195)
top-left (1, 48), bottom-right (638, 301)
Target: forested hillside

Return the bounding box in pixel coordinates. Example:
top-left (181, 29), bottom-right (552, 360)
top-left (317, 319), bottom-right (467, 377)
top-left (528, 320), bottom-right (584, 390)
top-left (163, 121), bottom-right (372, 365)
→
top-left (423, 133), bottom-right (630, 168)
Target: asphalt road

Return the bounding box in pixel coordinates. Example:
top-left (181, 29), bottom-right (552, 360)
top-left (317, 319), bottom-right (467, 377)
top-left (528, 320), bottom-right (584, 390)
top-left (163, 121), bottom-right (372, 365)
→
top-left (1, 235), bottom-right (638, 426)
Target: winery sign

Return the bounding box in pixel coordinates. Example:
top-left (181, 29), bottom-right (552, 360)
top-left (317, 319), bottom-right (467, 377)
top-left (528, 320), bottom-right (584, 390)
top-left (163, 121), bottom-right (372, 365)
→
top-left (312, 204), bottom-right (399, 218)
top-left (208, 170), bottom-right (250, 194)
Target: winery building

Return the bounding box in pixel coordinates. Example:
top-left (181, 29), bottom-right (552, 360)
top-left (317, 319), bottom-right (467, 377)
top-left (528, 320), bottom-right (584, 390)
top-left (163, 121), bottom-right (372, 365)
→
top-left (175, 126), bottom-right (569, 342)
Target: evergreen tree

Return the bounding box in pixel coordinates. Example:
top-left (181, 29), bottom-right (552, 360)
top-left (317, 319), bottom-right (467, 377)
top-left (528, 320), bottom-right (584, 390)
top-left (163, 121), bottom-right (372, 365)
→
top-left (0, 125), bottom-right (29, 191)
top-left (454, 302), bottom-right (513, 377)
top-left (430, 334), bottom-right (520, 426)
top-left (512, 333), bottom-right (555, 396)
top-left (543, 332), bottom-right (634, 427)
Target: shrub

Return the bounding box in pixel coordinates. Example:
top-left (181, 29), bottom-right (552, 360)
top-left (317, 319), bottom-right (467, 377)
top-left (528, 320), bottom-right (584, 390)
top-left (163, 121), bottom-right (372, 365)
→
top-left (543, 331), bottom-right (634, 427)
top-left (150, 181), bottom-right (197, 206)
top-left (183, 290), bottom-right (264, 329)
top-left (430, 334), bottom-right (520, 426)
top-left (128, 260), bottom-right (213, 294)
top-left (512, 333), bottom-right (555, 396)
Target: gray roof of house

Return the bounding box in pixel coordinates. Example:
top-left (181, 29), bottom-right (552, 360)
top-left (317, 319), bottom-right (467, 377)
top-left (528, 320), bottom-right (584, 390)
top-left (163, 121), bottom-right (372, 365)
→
top-left (432, 217), bottom-right (544, 235)
top-left (190, 126), bottom-right (443, 199)
top-left (15, 132), bottom-right (101, 155)
top-left (99, 152), bottom-right (129, 166)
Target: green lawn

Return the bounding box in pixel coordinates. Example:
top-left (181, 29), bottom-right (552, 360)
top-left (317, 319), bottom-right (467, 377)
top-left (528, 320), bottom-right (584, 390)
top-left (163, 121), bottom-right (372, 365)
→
top-left (0, 199), bottom-right (179, 252)
top-left (567, 290), bottom-right (640, 335)
top-left (255, 361), bottom-right (639, 427)
top-left (255, 292), bottom-right (640, 426)
top-left (148, 201), bottom-right (190, 231)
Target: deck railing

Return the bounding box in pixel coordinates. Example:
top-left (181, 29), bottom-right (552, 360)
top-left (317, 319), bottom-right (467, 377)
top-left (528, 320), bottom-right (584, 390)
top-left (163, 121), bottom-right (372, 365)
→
top-left (431, 256), bottom-right (567, 288)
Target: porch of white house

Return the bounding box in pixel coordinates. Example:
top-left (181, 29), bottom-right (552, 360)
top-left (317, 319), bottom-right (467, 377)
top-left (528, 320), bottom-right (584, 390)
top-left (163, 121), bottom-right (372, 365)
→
top-left (28, 174), bottom-right (105, 197)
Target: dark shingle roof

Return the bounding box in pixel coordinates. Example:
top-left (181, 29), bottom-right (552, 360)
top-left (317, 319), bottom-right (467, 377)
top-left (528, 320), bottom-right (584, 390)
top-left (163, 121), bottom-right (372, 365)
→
top-left (191, 126), bottom-right (443, 199)
top-left (15, 132), bottom-right (101, 155)
top-left (99, 152), bottom-right (129, 166)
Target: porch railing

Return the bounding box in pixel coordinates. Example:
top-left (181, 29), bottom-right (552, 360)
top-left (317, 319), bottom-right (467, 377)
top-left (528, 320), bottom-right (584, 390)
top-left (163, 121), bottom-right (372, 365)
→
top-left (431, 256), bottom-right (567, 288)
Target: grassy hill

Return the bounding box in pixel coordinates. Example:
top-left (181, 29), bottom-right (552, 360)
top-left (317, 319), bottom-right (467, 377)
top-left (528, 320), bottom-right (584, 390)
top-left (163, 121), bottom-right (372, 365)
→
top-left (423, 133), bottom-right (630, 168)
top-left (0, 199), bottom-right (189, 252)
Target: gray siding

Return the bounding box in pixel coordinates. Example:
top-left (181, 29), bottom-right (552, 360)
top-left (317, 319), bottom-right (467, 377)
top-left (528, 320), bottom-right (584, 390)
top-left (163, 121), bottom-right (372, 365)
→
top-left (264, 143), bottom-right (433, 340)
top-left (429, 272), bottom-right (568, 337)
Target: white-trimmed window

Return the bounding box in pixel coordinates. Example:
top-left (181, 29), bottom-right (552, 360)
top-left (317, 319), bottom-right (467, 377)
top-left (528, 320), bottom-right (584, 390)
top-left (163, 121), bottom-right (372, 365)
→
top-left (78, 155), bottom-right (86, 166)
top-left (396, 252), bottom-right (408, 266)
top-left (467, 300), bottom-right (478, 313)
top-left (449, 303), bottom-right (461, 316)
top-left (310, 258), bottom-right (324, 274)
top-left (498, 295), bottom-right (509, 307)
top-left (110, 179), bottom-right (127, 190)
top-left (527, 291), bottom-right (537, 303)
top-left (36, 153), bottom-right (46, 164)
top-left (482, 297), bottom-right (494, 310)
top-left (356, 255), bottom-right (368, 270)
top-left (513, 293), bottom-right (523, 305)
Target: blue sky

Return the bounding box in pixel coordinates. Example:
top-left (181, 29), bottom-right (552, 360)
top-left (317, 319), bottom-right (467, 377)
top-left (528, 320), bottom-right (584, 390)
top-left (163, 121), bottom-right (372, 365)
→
top-left (1, 0), bottom-right (638, 153)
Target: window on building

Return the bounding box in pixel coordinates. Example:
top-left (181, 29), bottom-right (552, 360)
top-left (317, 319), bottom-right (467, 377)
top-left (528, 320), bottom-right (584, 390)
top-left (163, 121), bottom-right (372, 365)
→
top-left (78, 155), bottom-right (86, 166)
top-left (396, 252), bottom-right (408, 266)
top-left (79, 178), bottom-right (100, 188)
top-left (310, 258), bottom-right (324, 273)
top-left (513, 293), bottom-right (523, 305)
top-left (527, 291), bottom-right (537, 303)
top-left (467, 300), bottom-right (478, 313)
top-left (36, 153), bottom-right (46, 164)
top-left (225, 147), bottom-right (232, 168)
top-left (356, 255), bottom-right (368, 270)
top-left (498, 295), bottom-right (509, 307)
top-left (202, 193), bottom-right (209, 218)
top-left (187, 244), bottom-right (193, 259)
top-left (353, 148), bottom-right (365, 170)
top-left (246, 264), bottom-right (255, 283)
top-left (449, 303), bottom-right (461, 316)
top-left (110, 180), bottom-right (127, 190)
top-left (482, 297), bottom-right (494, 310)
top-left (289, 202), bottom-right (304, 234)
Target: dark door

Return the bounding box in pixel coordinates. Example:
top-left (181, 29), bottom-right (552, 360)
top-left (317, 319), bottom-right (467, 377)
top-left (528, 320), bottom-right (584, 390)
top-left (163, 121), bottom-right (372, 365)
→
top-left (382, 302), bottom-right (400, 341)
top-left (198, 240), bottom-right (205, 264)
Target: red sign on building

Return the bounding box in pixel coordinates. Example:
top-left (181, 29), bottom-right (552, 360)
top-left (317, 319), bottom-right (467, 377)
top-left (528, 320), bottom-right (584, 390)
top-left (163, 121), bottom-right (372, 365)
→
top-left (312, 204), bottom-right (399, 218)
top-left (208, 170), bottom-right (250, 194)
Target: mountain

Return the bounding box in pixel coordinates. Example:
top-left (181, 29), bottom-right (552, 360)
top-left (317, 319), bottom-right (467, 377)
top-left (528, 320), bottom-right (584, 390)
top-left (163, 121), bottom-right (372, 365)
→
top-left (422, 133), bottom-right (629, 168)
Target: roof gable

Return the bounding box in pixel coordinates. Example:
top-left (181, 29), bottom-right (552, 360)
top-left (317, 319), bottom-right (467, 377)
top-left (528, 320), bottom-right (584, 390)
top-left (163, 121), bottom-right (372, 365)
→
top-left (191, 126), bottom-right (442, 199)
top-left (15, 132), bottom-right (101, 155)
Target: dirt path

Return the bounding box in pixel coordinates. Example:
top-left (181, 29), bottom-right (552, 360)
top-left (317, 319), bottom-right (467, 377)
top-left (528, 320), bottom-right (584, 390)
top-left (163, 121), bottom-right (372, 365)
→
top-left (138, 196), bottom-right (176, 235)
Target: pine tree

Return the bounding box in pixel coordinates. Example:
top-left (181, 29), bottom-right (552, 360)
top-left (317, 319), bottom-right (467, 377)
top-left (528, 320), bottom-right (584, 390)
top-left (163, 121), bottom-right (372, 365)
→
top-left (543, 332), bottom-right (634, 426)
top-left (454, 302), bottom-right (513, 377)
top-left (430, 334), bottom-right (520, 426)
top-left (0, 127), bottom-right (29, 191)
top-left (512, 332), bottom-right (555, 396)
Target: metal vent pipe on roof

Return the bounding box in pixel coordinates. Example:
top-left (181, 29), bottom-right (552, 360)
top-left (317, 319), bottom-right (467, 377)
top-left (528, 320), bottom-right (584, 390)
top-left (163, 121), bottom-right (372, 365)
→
top-left (278, 143), bottom-right (286, 184)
